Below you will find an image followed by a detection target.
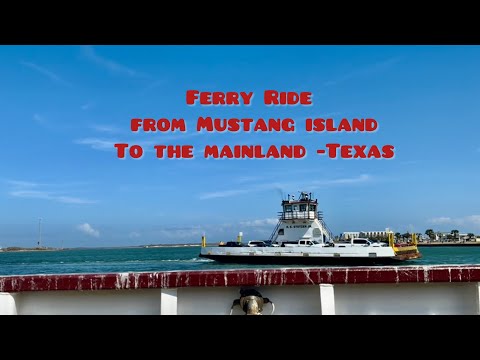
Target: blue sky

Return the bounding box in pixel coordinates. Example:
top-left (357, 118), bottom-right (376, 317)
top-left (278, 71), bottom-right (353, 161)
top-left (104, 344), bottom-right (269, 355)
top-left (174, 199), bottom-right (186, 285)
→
top-left (1, 45), bottom-right (480, 248)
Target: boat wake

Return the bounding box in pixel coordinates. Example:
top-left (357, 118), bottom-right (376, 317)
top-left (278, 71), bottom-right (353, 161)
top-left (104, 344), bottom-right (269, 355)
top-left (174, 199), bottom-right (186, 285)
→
top-left (157, 258), bottom-right (214, 263)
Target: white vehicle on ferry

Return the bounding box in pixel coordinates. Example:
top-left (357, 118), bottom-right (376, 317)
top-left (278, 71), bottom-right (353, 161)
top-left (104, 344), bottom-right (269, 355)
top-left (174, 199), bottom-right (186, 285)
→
top-left (199, 191), bottom-right (421, 265)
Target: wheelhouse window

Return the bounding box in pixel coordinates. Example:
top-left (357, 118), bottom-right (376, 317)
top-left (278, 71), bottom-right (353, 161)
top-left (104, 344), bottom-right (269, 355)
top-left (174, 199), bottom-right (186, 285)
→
top-left (284, 205), bottom-right (292, 212)
top-left (309, 205), bottom-right (316, 211)
top-left (299, 204), bottom-right (307, 212)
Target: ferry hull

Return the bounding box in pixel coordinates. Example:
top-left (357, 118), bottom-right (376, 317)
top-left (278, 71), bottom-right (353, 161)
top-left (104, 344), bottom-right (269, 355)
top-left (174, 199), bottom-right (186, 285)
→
top-left (199, 253), bottom-right (417, 266)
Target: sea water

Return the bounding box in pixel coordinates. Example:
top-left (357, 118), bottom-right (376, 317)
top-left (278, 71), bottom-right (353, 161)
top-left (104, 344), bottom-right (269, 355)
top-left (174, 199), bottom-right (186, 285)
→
top-left (0, 246), bottom-right (479, 276)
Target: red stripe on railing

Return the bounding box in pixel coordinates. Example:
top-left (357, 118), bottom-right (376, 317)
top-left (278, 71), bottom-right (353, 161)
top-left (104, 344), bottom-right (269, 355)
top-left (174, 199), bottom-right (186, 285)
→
top-left (1, 265), bottom-right (480, 292)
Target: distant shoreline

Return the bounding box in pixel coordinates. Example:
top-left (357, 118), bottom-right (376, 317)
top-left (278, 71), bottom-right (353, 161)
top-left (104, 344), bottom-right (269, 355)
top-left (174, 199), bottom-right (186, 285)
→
top-left (418, 242), bottom-right (480, 247)
top-left (0, 247), bottom-right (58, 253)
top-left (0, 243), bottom-right (202, 253)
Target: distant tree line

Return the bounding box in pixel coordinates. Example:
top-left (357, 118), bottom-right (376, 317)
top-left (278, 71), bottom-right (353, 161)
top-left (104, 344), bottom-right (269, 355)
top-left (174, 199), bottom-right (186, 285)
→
top-left (424, 229), bottom-right (476, 241)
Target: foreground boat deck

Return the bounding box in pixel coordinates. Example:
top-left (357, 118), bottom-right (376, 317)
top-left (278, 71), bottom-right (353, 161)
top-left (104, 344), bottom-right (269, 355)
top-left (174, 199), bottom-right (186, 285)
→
top-left (1, 265), bottom-right (480, 315)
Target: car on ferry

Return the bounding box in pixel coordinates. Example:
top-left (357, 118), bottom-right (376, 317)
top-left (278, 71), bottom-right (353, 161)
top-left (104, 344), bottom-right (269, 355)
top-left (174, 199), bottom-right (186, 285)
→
top-left (219, 241), bottom-right (244, 247)
top-left (337, 238), bottom-right (388, 247)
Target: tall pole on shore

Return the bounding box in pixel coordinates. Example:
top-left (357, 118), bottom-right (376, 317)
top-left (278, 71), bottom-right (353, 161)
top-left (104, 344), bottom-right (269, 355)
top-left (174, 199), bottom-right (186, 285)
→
top-left (38, 218), bottom-right (42, 248)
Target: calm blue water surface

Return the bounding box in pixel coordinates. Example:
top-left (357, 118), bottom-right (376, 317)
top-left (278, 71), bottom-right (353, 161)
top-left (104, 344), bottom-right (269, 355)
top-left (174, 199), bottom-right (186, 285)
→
top-left (0, 246), bottom-right (478, 276)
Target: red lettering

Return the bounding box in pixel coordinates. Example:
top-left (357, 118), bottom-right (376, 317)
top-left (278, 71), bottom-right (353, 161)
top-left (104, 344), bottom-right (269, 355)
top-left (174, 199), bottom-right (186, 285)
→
top-left (264, 90), bottom-right (279, 105)
top-left (322, 144), bottom-right (394, 159)
top-left (131, 119), bottom-right (142, 132)
top-left (366, 119), bottom-right (378, 132)
top-left (287, 92), bottom-right (299, 104)
top-left (154, 145), bottom-right (194, 158)
top-left (306, 118), bottom-right (377, 132)
top-left (181, 145), bottom-right (194, 158)
top-left (220, 146), bottom-right (233, 158)
top-left (187, 91), bottom-right (253, 105)
top-left (114, 143), bottom-right (143, 158)
top-left (197, 117), bottom-right (214, 132)
top-left (171, 119), bottom-right (186, 132)
top-left (306, 118), bottom-right (313, 132)
top-left (283, 118), bottom-right (295, 132)
top-left (254, 119), bottom-right (268, 132)
top-left (200, 92), bottom-right (212, 105)
top-left (351, 119), bottom-right (364, 131)
top-left (204, 145), bottom-right (219, 158)
top-left (130, 145), bottom-right (143, 159)
top-left (215, 119), bottom-right (228, 132)
top-left (353, 145), bottom-right (367, 158)
top-left (266, 146), bottom-right (280, 158)
top-left (144, 119), bottom-right (157, 131)
top-left (264, 90), bottom-right (313, 105)
top-left (341, 145), bottom-right (353, 158)
top-left (157, 119), bottom-right (169, 131)
top-left (382, 145), bottom-right (395, 158)
top-left (202, 145), bottom-right (306, 159)
top-left (127, 119), bottom-right (185, 132)
top-left (227, 93), bottom-right (239, 104)
top-left (300, 92), bottom-right (312, 105)
top-left (241, 118), bottom-right (253, 131)
top-left (367, 146), bottom-right (381, 158)
top-left (197, 117), bottom-right (293, 132)
top-left (294, 145), bottom-right (306, 158)
top-left (186, 90), bottom-right (199, 105)
top-left (154, 145), bottom-right (166, 158)
top-left (114, 143), bottom-right (129, 158)
top-left (326, 143), bottom-right (341, 158)
top-left (240, 92), bottom-right (253, 105)
top-left (212, 92), bottom-right (225, 104)
top-left (337, 119), bottom-right (351, 132)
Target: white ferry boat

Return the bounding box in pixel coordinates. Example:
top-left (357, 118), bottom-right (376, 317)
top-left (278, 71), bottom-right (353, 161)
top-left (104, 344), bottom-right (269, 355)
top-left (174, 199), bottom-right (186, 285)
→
top-left (199, 192), bottom-right (421, 264)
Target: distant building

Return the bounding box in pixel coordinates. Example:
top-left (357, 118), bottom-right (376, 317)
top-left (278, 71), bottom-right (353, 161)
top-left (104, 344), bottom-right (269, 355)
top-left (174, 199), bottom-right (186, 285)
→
top-left (341, 231), bottom-right (360, 239)
top-left (434, 232), bottom-right (476, 241)
top-left (341, 228), bottom-right (393, 240)
top-left (435, 232), bottom-right (450, 241)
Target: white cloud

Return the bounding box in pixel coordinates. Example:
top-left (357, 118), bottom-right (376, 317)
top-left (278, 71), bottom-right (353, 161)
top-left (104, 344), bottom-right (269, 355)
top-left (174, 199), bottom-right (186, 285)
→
top-left (313, 174), bottom-right (371, 185)
top-left (89, 124), bottom-right (121, 134)
top-left (428, 215), bottom-right (480, 228)
top-left (7, 179), bottom-right (96, 204)
top-left (155, 228), bottom-right (205, 241)
top-left (198, 174), bottom-right (372, 200)
top-left (33, 113), bottom-right (44, 123)
top-left (74, 137), bottom-right (157, 152)
top-left (429, 217), bottom-right (455, 225)
top-left (129, 231), bottom-right (141, 239)
top-left (6, 180), bottom-right (40, 187)
top-left (32, 113), bottom-right (54, 129)
top-left (199, 189), bottom-right (251, 200)
top-left (77, 223), bottom-right (100, 238)
top-left (20, 61), bottom-right (71, 86)
top-left (81, 102), bottom-right (94, 111)
top-left (10, 190), bottom-right (96, 204)
top-left (140, 79), bottom-right (166, 94)
top-left (240, 218), bottom-right (278, 227)
top-left (465, 215), bottom-right (480, 225)
top-left (74, 138), bottom-right (119, 151)
top-left (234, 176), bottom-right (264, 184)
top-left (323, 57), bottom-right (401, 87)
top-left (81, 46), bottom-right (145, 77)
